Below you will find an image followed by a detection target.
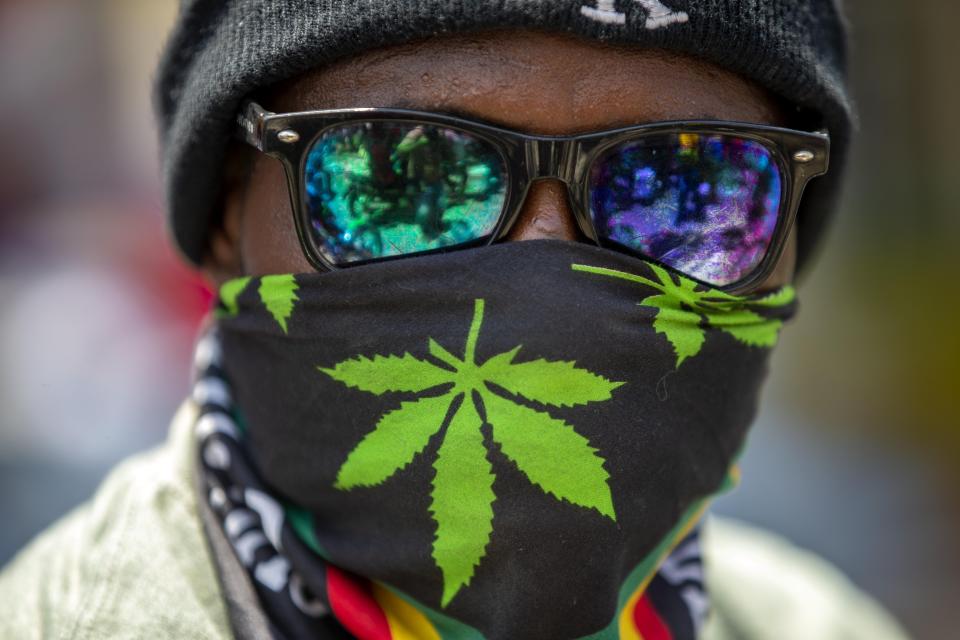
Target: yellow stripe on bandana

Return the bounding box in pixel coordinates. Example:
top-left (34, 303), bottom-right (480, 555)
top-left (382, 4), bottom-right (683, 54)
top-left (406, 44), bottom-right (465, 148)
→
top-left (372, 582), bottom-right (442, 640)
top-left (618, 501), bottom-right (709, 639)
top-left (618, 463), bottom-right (741, 638)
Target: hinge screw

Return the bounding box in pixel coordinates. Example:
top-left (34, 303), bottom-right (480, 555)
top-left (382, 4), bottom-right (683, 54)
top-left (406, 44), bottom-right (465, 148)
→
top-left (277, 129), bottom-right (301, 144)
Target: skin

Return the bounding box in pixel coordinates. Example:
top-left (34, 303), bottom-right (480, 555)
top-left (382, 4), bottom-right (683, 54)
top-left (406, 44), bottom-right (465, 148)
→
top-left (204, 30), bottom-right (797, 291)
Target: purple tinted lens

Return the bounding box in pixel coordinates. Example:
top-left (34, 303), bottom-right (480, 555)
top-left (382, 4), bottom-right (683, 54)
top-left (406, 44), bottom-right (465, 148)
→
top-left (589, 133), bottom-right (783, 287)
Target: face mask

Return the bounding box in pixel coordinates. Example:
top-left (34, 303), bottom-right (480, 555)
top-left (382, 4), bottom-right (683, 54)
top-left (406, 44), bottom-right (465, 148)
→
top-left (200, 240), bottom-right (795, 639)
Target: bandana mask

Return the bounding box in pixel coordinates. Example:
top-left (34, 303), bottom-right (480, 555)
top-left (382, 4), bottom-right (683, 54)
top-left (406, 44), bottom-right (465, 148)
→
top-left (201, 240), bottom-right (796, 639)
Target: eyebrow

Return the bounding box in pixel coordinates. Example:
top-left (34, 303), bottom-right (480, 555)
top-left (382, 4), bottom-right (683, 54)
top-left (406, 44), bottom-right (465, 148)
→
top-left (387, 101), bottom-right (516, 129)
top-left (385, 101), bottom-right (726, 135)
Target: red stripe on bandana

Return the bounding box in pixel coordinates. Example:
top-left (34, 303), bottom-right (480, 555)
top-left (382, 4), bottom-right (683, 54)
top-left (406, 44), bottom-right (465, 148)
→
top-left (326, 564), bottom-right (393, 640)
top-left (633, 593), bottom-right (674, 640)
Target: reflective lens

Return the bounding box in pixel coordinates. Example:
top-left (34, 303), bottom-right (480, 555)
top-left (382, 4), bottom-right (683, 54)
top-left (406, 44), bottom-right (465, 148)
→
top-left (589, 133), bottom-right (783, 287)
top-left (303, 121), bottom-right (508, 264)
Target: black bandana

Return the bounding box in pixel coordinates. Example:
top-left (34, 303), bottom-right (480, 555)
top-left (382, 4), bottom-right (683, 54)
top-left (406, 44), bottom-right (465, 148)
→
top-left (201, 240), bottom-right (795, 639)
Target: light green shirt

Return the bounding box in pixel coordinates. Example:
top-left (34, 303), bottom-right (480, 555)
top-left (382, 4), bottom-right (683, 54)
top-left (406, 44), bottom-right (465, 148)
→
top-left (0, 402), bottom-right (910, 640)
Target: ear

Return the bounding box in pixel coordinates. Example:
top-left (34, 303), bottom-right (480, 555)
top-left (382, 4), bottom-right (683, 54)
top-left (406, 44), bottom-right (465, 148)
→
top-left (200, 144), bottom-right (251, 289)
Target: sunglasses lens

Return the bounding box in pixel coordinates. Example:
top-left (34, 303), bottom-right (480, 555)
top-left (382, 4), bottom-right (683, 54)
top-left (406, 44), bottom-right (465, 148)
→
top-left (303, 121), bottom-right (507, 264)
top-left (589, 133), bottom-right (784, 287)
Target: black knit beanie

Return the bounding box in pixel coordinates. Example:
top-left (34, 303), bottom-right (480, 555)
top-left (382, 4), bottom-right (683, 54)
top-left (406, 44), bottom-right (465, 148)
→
top-left (154, 0), bottom-right (853, 270)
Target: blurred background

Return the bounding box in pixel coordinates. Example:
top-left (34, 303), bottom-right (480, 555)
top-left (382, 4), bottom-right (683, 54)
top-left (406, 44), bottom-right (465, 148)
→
top-left (0, 1), bottom-right (956, 638)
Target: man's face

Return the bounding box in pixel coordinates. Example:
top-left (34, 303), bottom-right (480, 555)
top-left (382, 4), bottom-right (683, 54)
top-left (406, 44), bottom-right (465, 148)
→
top-left (206, 30), bottom-right (796, 292)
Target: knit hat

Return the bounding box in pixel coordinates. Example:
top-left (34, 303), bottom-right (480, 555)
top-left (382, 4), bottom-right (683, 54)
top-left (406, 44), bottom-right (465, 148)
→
top-left (154, 0), bottom-right (853, 270)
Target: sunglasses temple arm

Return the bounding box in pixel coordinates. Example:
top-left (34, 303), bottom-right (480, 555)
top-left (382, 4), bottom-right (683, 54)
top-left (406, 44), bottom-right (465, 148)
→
top-left (235, 100), bottom-right (273, 151)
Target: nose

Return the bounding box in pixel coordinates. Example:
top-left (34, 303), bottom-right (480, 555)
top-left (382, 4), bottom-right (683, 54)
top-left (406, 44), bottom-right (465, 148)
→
top-left (503, 179), bottom-right (588, 242)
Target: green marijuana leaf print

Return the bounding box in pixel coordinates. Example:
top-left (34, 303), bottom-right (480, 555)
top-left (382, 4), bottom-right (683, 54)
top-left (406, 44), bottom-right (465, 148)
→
top-left (258, 274), bottom-right (299, 334)
top-left (219, 277), bottom-right (252, 318)
top-left (572, 263), bottom-right (795, 367)
top-left (319, 299), bottom-right (623, 607)
top-left (217, 275), bottom-right (300, 333)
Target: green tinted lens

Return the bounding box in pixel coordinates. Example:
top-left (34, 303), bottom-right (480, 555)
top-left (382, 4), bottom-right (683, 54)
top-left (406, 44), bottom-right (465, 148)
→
top-left (303, 121), bottom-right (508, 264)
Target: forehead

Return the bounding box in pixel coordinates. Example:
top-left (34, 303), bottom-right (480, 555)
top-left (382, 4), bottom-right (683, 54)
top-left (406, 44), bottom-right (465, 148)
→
top-left (266, 30), bottom-right (787, 135)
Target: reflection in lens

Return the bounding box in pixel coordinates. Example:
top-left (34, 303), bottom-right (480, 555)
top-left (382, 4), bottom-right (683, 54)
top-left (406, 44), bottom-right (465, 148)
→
top-left (304, 121), bottom-right (507, 264)
top-left (589, 133), bottom-right (783, 287)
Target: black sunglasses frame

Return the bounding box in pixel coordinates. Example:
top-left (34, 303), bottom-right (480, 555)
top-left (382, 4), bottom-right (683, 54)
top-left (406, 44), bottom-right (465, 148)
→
top-left (237, 100), bottom-right (829, 295)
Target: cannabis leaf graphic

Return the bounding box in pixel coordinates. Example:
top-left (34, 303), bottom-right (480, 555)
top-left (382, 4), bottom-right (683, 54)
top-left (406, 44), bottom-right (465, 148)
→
top-left (217, 274), bottom-right (300, 334)
top-left (219, 276), bottom-right (252, 317)
top-left (258, 274), bottom-right (299, 334)
top-left (319, 299), bottom-right (623, 607)
top-left (572, 263), bottom-right (795, 367)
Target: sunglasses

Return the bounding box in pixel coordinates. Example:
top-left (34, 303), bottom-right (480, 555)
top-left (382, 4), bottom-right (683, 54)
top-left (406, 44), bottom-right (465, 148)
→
top-left (237, 100), bottom-right (829, 293)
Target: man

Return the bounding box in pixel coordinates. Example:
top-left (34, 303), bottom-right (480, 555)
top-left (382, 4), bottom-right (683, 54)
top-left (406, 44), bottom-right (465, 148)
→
top-left (0, 1), bottom-right (910, 639)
